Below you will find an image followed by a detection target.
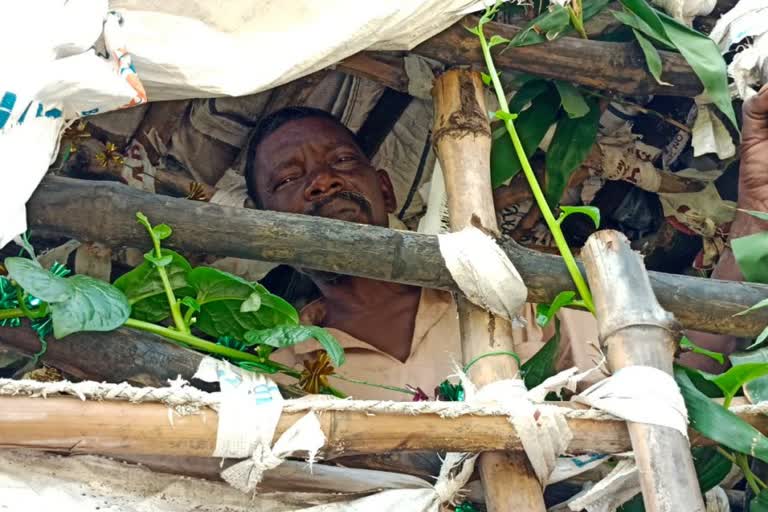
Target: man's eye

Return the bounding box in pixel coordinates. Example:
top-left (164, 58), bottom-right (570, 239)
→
top-left (275, 176), bottom-right (298, 190)
top-left (335, 155), bottom-right (358, 166)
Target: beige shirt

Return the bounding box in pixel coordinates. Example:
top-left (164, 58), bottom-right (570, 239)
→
top-left (272, 289), bottom-right (599, 400)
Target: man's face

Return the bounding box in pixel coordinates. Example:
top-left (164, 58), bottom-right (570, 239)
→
top-left (253, 117), bottom-right (396, 227)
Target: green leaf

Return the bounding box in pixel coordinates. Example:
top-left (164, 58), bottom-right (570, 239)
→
top-left (612, 10), bottom-right (674, 49)
top-left (731, 349), bottom-right (768, 404)
top-left (751, 326), bottom-right (768, 351)
top-left (240, 292), bottom-right (262, 313)
top-left (752, 489), bottom-right (768, 511)
top-left (742, 209), bottom-right (768, 222)
top-left (245, 325), bottom-right (345, 367)
top-left (633, 29), bottom-right (671, 86)
top-left (733, 232), bottom-right (768, 284)
top-left (258, 289), bottom-right (300, 326)
top-left (491, 90), bottom-right (561, 188)
top-left (181, 296), bottom-right (201, 312)
top-left (693, 447), bottom-right (732, 493)
top-left (679, 336), bottom-right (724, 365)
top-left (50, 275), bottom-right (130, 338)
top-left (195, 300), bottom-right (271, 340)
top-left (679, 364), bottom-right (723, 398)
top-left (521, 318), bottom-right (560, 388)
top-left (188, 267), bottom-right (255, 303)
top-left (508, 5), bottom-right (571, 47)
top-left (676, 366), bottom-right (768, 462)
top-left (545, 97), bottom-right (601, 206)
top-left (582, 0), bottom-right (612, 20)
top-left (536, 291), bottom-right (576, 327)
top-left (152, 224), bottom-right (172, 240)
top-left (702, 363), bottom-right (768, 401)
top-left (113, 249), bottom-right (191, 305)
top-left (508, 80), bottom-right (549, 113)
top-left (616, 1), bottom-right (737, 128)
top-left (736, 298), bottom-right (768, 317)
top-left (657, 12), bottom-right (737, 130)
top-left (5, 257), bottom-right (72, 302)
top-left (559, 206), bottom-right (601, 229)
top-left (143, 252), bottom-right (173, 267)
top-left (553, 81), bottom-right (589, 118)
top-left (488, 34), bottom-right (511, 48)
top-left (464, 25), bottom-right (481, 37)
top-left (481, 72), bottom-right (492, 86)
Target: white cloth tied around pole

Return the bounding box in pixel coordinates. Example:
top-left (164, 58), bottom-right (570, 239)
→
top-left (459, 366), bottom-right (603, 485)
top-left (574, 365), bottom-right (689, 438)
top-left (193, 357), bottom-right (325, 493)
top-left (437, 226), bottom-right (528, 322)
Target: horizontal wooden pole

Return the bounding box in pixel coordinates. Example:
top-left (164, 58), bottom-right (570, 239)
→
top-left (26, 177), bottom-right (768, 338)
top-left (0, 396), bottom-right (764, 458)
top-left (412, 16), bottom-right (702, 98)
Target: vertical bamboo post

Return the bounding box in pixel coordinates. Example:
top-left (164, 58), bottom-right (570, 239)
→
top-left (432, 69), bottom-right (546, 511)
top-left (582, 230), bottom-right (705, 512)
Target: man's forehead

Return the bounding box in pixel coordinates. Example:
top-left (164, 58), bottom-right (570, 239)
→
top-left (259, 117), bottom-right (359, 160)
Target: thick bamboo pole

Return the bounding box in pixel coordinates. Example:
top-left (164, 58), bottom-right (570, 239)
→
top-left (432, 69), bottom-right (545, 512)
top-left (582, 230), bottom-right (705, 512)
top-left (0, 396), bottom-right (764, 458)
top-left (26, 177), bottom-right (768, 338)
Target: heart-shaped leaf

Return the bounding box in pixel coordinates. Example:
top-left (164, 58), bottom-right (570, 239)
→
top-left (114, 249), bottom-right (191, 305)
top-left (240, 292), bottom-right (262, 313)
top-left (245, 325), bottom-right (344, 367)
top-left (730, 349), bottom-right (768, 404)
top-left (50, 275), bottom-right (130, 338)
top-left (5, 257), bottom-right (72, 302)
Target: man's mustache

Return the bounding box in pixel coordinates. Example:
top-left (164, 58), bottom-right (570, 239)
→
top-left (307, 190), bottom-right (373, 218)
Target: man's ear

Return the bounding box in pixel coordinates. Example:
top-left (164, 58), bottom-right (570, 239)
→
top-left (376, 169), bottom-right (398, 214)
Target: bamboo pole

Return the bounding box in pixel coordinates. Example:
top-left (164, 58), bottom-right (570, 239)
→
top-left (26, 177), bottom-right (768, 338)
top-left (432, 68), bottom-right (545, 511)
top-left (0, 396), bottom-right (764, 458)
top-left (582, 230), bottom-right (705, 512)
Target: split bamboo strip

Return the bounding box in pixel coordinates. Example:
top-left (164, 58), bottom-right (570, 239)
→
top-left (432, 69), bottom-right (545, 512)
top-left (582, 230), bottom-right (706, 512)
top-left (1, 396), bottom-right (766, 458)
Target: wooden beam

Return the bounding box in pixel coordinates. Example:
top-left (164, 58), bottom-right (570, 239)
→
top-left (0, 324), bottom-right (203, 388)
top-left (0, 396), bottom-right (765, 458)
top-left (414, 16), bottom-right (702, 97)
top-left (336, 11), bottom-right (701, 99)
top-left (434, 68), bottom-right (546, 511)
top-left (583, 230), bottom-right (705, 511)
top-left (26, 177), bottom-right (768, 338)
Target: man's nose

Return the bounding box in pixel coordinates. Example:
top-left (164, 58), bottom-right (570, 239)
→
top-left (305, 168), bottom-right (345, 201)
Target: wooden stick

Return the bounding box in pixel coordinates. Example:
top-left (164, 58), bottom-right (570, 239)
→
top-left (0, 325), bottom-right (203, 388)
top-left (336, 13), bottom-right (702, 98)
top-left (413, 16), bottom-right (702, 98)
top-left (0, 396), bottom-right (765, 458)
top-left (433, 68), bottom-right (545, 512)
top-left (582, 230), bottom-right (705, 512)
top-left (26, 177), bottom-right (768, 338)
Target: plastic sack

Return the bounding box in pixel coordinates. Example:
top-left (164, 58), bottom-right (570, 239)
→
top-left (110, 0), bottom-right (492, 100)
top-left (0, 0), bottom-right (146, 248)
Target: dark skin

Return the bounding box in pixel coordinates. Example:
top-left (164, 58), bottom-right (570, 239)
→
top-left (253, 117), bottom-right (421, 362)
top-left (682, 85), bottom-right (768, 371)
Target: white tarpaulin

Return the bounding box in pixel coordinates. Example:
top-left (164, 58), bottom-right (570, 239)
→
top-left (111, 0), bottom-right (492, 101)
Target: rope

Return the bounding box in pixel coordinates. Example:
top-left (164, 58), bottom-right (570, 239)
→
top-left (0, 377), bottom-right (624, 420)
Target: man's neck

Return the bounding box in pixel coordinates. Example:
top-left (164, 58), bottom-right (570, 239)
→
top-left (312, 275), bottom-right (422, 362)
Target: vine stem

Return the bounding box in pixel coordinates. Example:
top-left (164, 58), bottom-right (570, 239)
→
top-left (125, 318), bottom-right (264, 363)
top-left (0, 308), bottom-right (24, 320)
top-left (477, 20), bottom-right (595, 314)
top-left (123, 318), bottom-right (347, 398)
